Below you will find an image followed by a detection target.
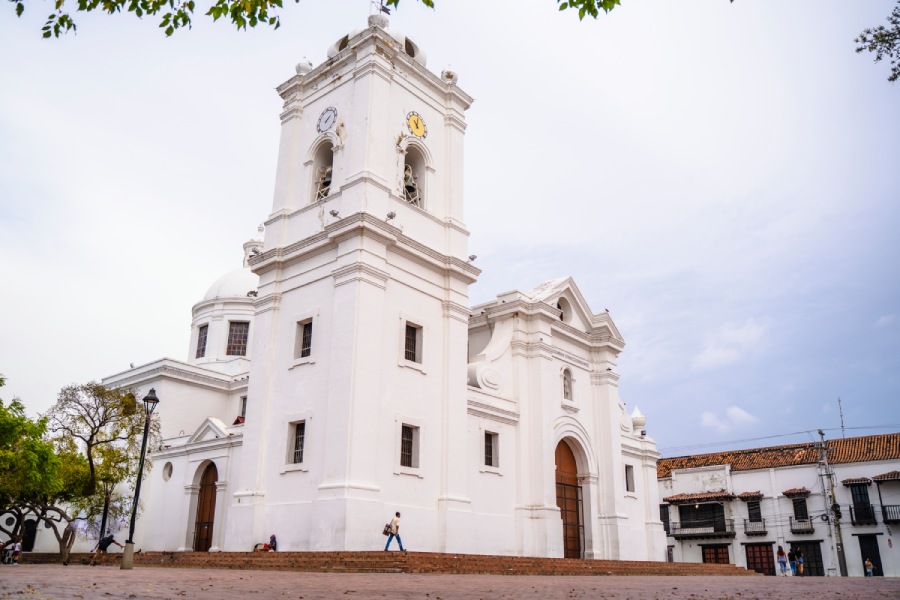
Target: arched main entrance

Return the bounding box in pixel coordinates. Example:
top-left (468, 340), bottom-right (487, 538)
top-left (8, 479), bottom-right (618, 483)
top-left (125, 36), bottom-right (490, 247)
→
top-left (193, 463), bottom-right (218, 552)
top-left (555, 440), bottom-right (584, 559)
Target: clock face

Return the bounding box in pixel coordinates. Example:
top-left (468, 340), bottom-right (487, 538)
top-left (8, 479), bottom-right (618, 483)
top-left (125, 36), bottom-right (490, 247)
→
top-left (317, 107), bottom-right (337, 133)
top-left (406, 112), bottom-right (427, 138)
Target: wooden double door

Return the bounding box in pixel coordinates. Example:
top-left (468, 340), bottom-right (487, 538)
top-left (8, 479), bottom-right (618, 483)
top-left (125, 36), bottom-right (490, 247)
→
top-left (193, 463), bottom-right (218, 552)
top-left (555, 441), bottom-right (584, 559)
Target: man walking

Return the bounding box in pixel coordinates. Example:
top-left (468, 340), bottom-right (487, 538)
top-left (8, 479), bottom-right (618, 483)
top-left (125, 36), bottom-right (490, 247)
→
top-left (89, 534), bottom-right (124, 566)
top-left (384, 512), bottom-right (405, 552)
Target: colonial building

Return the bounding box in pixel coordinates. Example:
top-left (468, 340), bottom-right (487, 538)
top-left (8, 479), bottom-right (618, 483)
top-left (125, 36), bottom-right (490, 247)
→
top-left (657, 432), bottom-right (900, 577)
top-left (38, 15), bottom-right (666, 560)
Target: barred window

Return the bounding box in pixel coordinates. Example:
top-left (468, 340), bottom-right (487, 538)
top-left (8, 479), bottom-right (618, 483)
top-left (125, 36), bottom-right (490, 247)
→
top-left (295, 319), bottom-right (314, 359)
top-left (292, 422), bottom-right (306, 464)
top-left (484, 431), bottom-right (499, 468)
top-left (404, 323), bottom-right (422, 363)
top-left (226, 322), bottom-right (250, 356)
top-left (400, 424), bottom-right (419, 468)
top-left (196, 324), bottom-right (208, 358)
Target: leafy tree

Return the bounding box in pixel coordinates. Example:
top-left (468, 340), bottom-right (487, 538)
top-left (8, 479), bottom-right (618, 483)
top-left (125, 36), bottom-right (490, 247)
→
top-left (856, 0), bottom-right (900, 82)
top-left (44, 382), bottom-right (158, 546)
top-left (0, 377), bottom-right (62, 542)
top-left (8, 0), bottom-right (669, 39)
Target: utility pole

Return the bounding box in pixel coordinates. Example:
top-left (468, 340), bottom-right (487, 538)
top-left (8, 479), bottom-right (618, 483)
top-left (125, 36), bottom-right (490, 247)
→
top-left (818, 429), bottom-right (848, 576)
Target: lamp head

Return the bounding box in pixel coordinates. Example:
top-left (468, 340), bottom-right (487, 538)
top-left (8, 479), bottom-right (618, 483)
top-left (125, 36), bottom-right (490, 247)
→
top-left (142, 388), bottom-right (160, 415)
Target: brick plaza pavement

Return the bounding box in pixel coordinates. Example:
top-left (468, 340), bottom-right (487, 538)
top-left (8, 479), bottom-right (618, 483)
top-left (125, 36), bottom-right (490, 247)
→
top-left (1, 565), bottom-right (898, 599)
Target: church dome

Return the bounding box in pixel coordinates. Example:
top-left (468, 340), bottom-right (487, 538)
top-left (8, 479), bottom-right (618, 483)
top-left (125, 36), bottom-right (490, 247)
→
top-left (203, 267), bottom-right (258, 301)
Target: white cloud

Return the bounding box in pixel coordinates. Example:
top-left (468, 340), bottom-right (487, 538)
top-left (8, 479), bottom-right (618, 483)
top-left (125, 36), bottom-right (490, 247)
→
top-left (701, 406), bottom-right (760, 434)
top-left (692, 319), bottom-right (769, 371)
top-left (875, 314), bottom-right (897, 328)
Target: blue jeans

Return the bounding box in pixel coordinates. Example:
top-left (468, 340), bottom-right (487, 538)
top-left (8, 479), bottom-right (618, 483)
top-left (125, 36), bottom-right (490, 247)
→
top-left (385, 533), bottom-right (404, 551)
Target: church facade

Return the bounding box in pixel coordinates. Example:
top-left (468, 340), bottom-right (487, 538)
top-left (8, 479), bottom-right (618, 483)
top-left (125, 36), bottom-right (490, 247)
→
top-left (98, 16), bottom-right (664, 560)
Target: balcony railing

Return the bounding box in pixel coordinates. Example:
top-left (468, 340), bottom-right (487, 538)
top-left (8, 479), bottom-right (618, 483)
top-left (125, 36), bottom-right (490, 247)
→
top-left (850, 504), bottom-right (877, 526)
top-left (789, 517), bottom-right (815, 534)
top-left (743, 518), bottom-right (767, 536)
top-left (882, 505), bottom-right (900, 524)
top-left (670, 519), bottom-right (736, 540)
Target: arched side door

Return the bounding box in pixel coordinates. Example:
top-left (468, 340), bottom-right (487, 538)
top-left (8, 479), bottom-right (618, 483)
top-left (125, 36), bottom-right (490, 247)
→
top-left (555, 441), bottom-right (584, 559)
top-left (193, 463), bottom-right (218, 552)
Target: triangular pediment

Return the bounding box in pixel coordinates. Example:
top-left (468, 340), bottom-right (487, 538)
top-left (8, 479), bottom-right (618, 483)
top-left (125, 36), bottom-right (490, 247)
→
top-left (187, 417), bottom-right (229, 444)
top-left (527, 277), bottom-right (622, 341)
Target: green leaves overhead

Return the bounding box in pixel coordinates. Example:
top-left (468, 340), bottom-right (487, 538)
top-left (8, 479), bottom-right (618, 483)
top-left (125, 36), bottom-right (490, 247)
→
top-left (855, 1), bottom-right (900, 82)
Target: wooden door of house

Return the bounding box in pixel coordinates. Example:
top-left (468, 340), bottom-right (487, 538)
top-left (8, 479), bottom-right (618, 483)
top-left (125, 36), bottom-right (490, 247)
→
top-left (193, 463), bottom-right (218, 552)
top-left (555, 441), bottom-right (584, 559)
top-left (745, 543), bottom-right (775, 575)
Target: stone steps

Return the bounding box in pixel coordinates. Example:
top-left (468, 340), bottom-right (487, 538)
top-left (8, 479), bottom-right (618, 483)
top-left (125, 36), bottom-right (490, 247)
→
top-left (24, 550), bottom-right (760, 576)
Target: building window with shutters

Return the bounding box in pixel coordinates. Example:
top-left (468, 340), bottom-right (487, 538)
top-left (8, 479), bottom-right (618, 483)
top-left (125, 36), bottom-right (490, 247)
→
top-left (226, 321), bottom-right (249, 356)
top-left (792, 497), bottom-right (809, 521)
top-left (660, 504), bottom-right (671, 535)
top-left (196, 324), bottom-right (208, 358)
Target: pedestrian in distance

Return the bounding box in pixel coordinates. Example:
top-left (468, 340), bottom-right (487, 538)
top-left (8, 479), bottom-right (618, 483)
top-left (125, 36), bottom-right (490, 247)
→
top-left (11, 538), bottom-right (21, 566)
top-left (268, 534), bottom-right (277, 551)
top-left (788, 547), bottom-right (797, 576)
top-left (89, 534), bottom-right (123, 566)
top-left (865, 557), bottom-right (875, 577)
top-left (384, 511), bottom-right (405, 552)
top-left (776, 546), bottom-right (787, 575)
top-left (796, 549), bottom-right (804, 576)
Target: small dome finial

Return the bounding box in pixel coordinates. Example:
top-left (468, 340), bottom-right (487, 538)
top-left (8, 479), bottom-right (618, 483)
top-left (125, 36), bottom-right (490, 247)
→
top-left (368, 13), bottom-right (389, 29)
top-left (295, 56), bottom-right (313, 76)
top-left (441, 67), bottom-right (458, 84)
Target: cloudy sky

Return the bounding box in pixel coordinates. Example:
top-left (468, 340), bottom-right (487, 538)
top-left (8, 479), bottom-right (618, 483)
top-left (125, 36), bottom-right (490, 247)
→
top-left (1, 0), bottom-right (898, 456)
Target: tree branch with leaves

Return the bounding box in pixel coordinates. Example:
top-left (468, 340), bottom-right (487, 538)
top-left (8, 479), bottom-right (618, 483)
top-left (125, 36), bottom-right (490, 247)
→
top-left (856, 0), bottom-right (900, 82)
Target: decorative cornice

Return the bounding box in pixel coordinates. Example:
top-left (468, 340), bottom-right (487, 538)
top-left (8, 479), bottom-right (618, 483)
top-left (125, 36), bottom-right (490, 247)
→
top-left (104, 361), bottom-right (238, 392)
top-left (442, 300), bottom-right (470, 324)
top-left (332, 262), bottom-right (390, 290)
top-left (467, 399), bottom-right (519, 425)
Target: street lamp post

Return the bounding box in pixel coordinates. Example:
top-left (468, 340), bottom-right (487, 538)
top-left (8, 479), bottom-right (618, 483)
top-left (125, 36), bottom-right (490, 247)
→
top-left (120, 388), bottom-right (159, 570)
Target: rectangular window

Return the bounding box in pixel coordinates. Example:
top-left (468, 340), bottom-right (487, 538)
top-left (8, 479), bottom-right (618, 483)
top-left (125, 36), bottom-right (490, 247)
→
top-left (400, 424), bottom-right (419, 468)
top-left (226, 321), bottom-right (250, 356)
top-left (625, 464), bottom-right (635, 493)
top-left (195, 324), bottom-right (208, 358)
top-left (660, 504), bottom-right (670, 535)
top-left (240, 396), bottom-right (248, 419)
top-left (294, 319), bottom-right (313, 359)
top-left (747, 500), bottom-right (762, 523)
top-left (792, 497), bottom-right (809, 521)
top-left (484, 431), bottom-right (499, 468)
top-left (404, 323), bottom-right (422, 363)
top-left (292, 422), bottom-right (305, 464)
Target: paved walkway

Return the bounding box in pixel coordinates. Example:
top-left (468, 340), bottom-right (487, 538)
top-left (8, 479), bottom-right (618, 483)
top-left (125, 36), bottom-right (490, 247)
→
top-left (0, 565), bottom-right (897, 599)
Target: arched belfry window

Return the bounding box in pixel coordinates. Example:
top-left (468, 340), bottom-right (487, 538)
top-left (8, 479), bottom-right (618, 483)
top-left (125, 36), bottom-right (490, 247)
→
top-left (403, 147), bottom-right (425, 208)
top-left (312, 142), bottom-right (334, 203)
top-left (562, 368), bottom-right (573, 401)
top-left (556, 297), bottom-right (572, 323)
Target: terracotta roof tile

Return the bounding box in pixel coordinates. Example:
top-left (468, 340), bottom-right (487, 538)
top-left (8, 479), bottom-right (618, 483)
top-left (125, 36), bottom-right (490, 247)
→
top-left (840, 477), bottom-right (872, 486)
top-left (657, 432), bottom-right (900, 479)
top-left (738, 491), bottom-right (764, 500)
top-left (873, 470), bottom-right (900, 482)
top-left (662, 490), bottom-right (736, 504)
top-left (783, 487), bottom-right (811, 497)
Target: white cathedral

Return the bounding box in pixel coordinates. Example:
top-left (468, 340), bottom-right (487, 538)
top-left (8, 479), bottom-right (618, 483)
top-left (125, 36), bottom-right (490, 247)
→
top-left (101, 15), bottom-right (665, 561)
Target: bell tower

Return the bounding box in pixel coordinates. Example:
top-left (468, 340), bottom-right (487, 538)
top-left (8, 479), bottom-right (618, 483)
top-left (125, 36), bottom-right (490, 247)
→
top-left (226, 14), bottom-right (480, 552)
